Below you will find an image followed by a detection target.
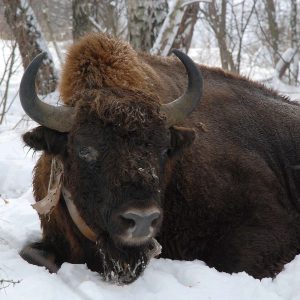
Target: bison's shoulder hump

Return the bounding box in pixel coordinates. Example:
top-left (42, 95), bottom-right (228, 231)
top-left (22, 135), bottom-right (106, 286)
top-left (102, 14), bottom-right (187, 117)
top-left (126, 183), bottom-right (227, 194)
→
top-left (59, 33), bottom-right (158, 105)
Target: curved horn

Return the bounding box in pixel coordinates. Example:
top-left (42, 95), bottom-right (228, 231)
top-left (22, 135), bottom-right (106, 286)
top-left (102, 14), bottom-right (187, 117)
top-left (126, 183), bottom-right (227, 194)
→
top-left (161, 49), bottom-right (203, 127)
top-left (19, 52), bottom-right (75, 132)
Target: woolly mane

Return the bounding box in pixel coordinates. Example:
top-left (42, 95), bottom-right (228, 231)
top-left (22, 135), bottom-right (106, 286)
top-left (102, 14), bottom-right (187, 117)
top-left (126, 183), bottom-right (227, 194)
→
top-left (60, 33), bottom-right (159, 106)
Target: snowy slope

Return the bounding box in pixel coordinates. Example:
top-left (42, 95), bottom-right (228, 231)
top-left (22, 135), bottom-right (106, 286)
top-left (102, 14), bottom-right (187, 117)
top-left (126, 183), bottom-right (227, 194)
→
top-left (1, 42), bottom-right (300, 300)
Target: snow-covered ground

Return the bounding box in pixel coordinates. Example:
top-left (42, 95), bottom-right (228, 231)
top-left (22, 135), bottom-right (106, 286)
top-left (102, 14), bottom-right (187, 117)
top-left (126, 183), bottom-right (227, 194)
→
top-left (1, 41), bottom-right (300, 300)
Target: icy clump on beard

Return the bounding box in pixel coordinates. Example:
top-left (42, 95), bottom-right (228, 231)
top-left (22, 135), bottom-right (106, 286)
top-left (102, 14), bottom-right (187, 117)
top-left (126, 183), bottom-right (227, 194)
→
top-left (97, 238), bottom-right (162, 285)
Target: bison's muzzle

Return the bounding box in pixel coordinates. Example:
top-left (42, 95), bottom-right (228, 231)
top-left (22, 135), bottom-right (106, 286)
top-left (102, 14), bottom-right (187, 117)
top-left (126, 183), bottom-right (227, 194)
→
top-left (114, 206), bottom-right (162, 246)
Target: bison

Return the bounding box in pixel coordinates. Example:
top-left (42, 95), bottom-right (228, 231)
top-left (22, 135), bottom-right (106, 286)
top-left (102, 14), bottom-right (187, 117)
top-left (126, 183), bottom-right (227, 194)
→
top-left (20, 33), bottom-right (300, 284)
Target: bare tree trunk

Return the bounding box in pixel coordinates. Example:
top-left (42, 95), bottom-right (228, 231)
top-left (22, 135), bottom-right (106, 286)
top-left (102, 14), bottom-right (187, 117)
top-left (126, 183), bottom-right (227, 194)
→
top-left (264, 0), bottom-right (279, 64)
top-left (230, 0), bottom-right (257, 73)
top-left (151, 0), bottom-right (188, 56)
top-left (72, 0), bottom-right (97, 41)
top-left (126, 0), bottom-right (168, 51)
top-left (97, 0), bottom-right (128, 39)
top-left (72, 0), bottom-right (127, 40)
top-left (42, 2), bottom-right (63, 65)
top-left (3, 0), bottom-right (57, 94)
top-left (216, 0), bottom-right (236, 72)
top-left (171, 2), bottom-right (199, 54)
top-left (290, 0), bottom-right (298, 85)
top-left (0, 41), bottom-right (17, 124)
top-left (200, 0), bottom-right (237, 72)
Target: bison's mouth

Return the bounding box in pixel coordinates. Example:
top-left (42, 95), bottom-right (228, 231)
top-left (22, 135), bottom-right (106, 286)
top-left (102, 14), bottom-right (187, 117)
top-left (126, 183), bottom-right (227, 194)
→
top-left (94, 237), bottom-right (161, 284)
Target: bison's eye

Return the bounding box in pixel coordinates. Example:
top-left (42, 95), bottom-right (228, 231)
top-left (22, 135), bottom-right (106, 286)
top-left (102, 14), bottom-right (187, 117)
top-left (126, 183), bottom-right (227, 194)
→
top-left (78, 146), bottom-right (98, 162)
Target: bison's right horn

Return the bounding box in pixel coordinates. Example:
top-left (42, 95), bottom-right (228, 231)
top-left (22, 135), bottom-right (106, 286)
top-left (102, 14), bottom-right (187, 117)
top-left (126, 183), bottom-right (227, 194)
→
top-left (19, 52), bottom-right (75, 132)
top-left (161, 50), bottom-right (203, 127)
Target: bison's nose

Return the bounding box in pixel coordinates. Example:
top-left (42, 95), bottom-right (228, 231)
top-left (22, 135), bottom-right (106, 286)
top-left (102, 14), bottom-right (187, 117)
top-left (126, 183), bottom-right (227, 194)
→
top-left (121, 209), bottom-right (161, 238)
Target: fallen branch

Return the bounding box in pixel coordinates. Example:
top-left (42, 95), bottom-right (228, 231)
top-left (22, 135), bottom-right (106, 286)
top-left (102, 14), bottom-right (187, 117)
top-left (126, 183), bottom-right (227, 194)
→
top-left (0, 279), bottom-right (21, 290)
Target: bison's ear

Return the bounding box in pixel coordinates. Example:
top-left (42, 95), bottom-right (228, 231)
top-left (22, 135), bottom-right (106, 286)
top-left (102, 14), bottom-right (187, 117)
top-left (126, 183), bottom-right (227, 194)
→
top-left (169, 126), bottom-right (195, 155)
top-left (23, 126), bottom-right (68, 155)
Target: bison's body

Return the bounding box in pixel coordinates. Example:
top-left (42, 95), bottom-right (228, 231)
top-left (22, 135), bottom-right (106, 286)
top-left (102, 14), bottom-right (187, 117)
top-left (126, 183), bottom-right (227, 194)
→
top-left (21, 33), bottom-right (300, 283)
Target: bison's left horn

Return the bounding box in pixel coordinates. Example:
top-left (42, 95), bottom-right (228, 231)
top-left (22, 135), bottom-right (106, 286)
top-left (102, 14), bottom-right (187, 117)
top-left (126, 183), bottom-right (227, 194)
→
top-left (19, 52), bottom-right (75, 132)
top-left (161, 49), bottom-right (203, 127)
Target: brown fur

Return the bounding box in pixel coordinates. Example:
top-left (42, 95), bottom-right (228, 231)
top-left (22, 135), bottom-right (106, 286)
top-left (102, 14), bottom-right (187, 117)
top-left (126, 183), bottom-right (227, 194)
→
top-left (60, 33), bottom-right (161, 105)
top-left (23, 33), bottom-right (300, 282)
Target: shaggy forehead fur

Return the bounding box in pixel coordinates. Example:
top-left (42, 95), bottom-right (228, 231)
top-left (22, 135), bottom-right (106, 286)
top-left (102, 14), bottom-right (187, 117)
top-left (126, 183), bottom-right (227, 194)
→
top-left (73, 88), bottom-right (164, 132)
top-left (60, 33), bottom-right (159, 106)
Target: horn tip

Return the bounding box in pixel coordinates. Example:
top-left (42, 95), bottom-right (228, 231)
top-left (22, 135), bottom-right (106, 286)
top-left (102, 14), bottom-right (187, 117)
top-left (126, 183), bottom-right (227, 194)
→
top-left (171, 48), bottom-right (181, 56)
top-left (171, 49), bottom-right (191, 63)
top-left (33, 52), bottom-right (47, 64)
top-left (39, 51), bottom-right (47, 60)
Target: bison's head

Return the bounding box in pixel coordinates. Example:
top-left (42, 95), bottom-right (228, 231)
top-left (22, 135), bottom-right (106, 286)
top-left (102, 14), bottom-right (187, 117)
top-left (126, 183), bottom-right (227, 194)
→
top-left (20, 50), bottom-right (203, 284)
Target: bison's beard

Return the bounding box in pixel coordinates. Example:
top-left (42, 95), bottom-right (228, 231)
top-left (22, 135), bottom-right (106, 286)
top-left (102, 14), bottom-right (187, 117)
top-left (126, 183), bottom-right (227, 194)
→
top-left (90, 237), bottom-right (161, 284)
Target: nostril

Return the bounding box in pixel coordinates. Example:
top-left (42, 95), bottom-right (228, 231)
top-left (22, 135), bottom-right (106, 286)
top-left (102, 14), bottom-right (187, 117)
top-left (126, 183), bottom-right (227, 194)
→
top-left (148, 212), bottom-right (160, 225)
top-left (120, 215), bottom-right (136, 229)
top-left (121, 211), bottom-right (161, 226)
top-left (151, 214), bottom-right (160, 227)
top-left (120, 209), bottom-right (161, 238)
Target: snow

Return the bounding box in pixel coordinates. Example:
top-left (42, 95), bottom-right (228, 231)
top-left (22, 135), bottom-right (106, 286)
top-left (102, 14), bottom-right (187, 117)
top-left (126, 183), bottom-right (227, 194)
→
top-left (1, 40), bottom-right (300, 300)
top-left (275, 48), bottom-right (297, 77)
